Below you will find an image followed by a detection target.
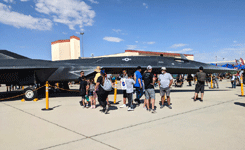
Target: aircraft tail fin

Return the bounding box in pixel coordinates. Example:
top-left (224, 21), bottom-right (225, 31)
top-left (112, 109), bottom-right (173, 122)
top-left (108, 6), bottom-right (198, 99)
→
top-left (180, 54), bottom-right (188, 60)
top-left (0, 50), bottom-right (30, 59)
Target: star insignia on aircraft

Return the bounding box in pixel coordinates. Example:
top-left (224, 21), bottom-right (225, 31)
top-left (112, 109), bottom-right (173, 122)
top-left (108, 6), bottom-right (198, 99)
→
top-left (122, 58), bottom-right (131, 61)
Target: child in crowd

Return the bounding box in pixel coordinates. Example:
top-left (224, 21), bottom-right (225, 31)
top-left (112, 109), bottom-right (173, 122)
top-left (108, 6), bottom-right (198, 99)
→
top-left (88, 78), bottom-right (96, 109)
top-left (125, 73), bottom-right (135, 111)
top-left (231, 74), bottom-right (236, 88)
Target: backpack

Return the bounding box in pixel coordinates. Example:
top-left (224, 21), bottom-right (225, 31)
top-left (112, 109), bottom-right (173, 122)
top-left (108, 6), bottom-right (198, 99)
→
top-left (101, 78), bottom-right (113, 91)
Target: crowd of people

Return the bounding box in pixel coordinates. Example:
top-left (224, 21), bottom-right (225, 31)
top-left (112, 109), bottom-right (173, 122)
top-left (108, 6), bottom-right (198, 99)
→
top-left (78, 66), bottom-right (245, 114)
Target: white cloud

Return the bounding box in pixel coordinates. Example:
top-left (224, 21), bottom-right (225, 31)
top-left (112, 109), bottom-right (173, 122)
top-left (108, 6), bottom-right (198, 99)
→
top-left (35, 0), bottom-right (96, 31)
top-left (62, 32), bottom-right (67, 34)
top-left (170, 43), bottom-right (188, 48)
top-left (135, 41), bottom-right (138, 43)
top-left (181, 48), bottom-right (193, 52)
top-left (20, 0), bottom-right (29, 2)
top-left (195, 47), bottom-right (245, 63)
top-left (103, 36), bottom-right (123, 42)
top-left (0, 3), bottom-right (52, 30)
top-left (143, 3), bottom-right (148, 9)
top-left (127, 45), bottom-right (137, 49)
top-left (144, 41), bottom-right (155, 45)
top-left (112, 29), bottom-right (122, 33)
top-left (88, 0), bottom-right (99, 4)
top-left (3, 0), bottom-right (14, 3)
top-left (233, 40), bottom-right (237, 43)
top-left (112, 29), bottom-right (127, 35)
top-left (167, 48), bottom-right (193, 54)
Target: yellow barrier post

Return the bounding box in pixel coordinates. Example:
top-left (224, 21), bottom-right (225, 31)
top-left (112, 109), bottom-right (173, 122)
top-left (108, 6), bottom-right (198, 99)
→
top-left (241, 76), bottom-right (244, 96)
top-left (42, 81), bottom-right (53, 111)
top-left (210, 74), bottom-right (213, 89)
top-left (21, 86), bottom-right (25, 102)
top-left (114, 80), bottom-right (117, 104)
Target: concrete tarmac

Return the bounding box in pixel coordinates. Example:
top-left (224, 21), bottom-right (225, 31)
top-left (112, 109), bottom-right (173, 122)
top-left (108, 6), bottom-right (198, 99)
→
top-left (0, 80), bottom-right (245, 150)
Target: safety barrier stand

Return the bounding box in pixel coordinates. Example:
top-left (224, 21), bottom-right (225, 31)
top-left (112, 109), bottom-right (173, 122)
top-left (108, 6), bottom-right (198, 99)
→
top-left (114, 80), bottom-right (117, 104)
top-left (239, 76), bottom-right (245, 97)
top-left (21, 86), bottom-right (25, 102)
top-left (42, 81), bottom-right (53, 111)
top-left (33, 98), bottom-right (39, 102)
top-left (210, 74), bottom-right (214, 89)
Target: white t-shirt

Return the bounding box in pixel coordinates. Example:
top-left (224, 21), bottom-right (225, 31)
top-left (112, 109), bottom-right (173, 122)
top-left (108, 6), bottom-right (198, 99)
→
top-left (125, 78), bottom-right (135, 93)
top-left (120, 75), bottom-right (128, 90)
top-left (158, 72), bottom-right (173, 88)
top-left (121, 78), bottom-right (127, 90)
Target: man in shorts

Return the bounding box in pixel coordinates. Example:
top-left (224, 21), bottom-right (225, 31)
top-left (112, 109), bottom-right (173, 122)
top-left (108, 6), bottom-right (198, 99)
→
top-left (194, 66), bottom-right (206, 102)
top-left (142, 65), bottom-right (156, 113)
top-left (158, 67), bottom-right (173, 109)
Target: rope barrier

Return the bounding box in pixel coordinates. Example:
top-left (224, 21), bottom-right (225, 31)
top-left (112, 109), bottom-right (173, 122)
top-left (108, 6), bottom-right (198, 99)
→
top-left (0, 85), bottom-right (46, 101)
top-left (48, 85), bottom-right (80, 92)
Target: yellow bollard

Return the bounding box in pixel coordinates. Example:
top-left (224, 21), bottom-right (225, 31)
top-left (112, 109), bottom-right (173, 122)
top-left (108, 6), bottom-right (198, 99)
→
top-left (42, 81), bottom-right (53, 111)
top-left (33, 98), bottom-right (39, 102)
top-left (241, 76), bottom-right (244, 96)
top-left (46, 81), bottom-right (49, 109)
top-left (114, 80), bottom-right (117, 104)
top-left (210, 74), bottom-right (213, 89)
top-left (21, 86), bottom-right (25, 102)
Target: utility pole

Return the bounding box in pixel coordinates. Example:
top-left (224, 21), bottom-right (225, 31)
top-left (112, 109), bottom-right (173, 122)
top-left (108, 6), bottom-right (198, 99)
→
top-left (80, 32), bottom-right (84, 58)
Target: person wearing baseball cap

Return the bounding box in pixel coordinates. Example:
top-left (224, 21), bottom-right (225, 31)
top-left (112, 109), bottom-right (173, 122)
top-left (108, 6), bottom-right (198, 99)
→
top-left (142, 65), bottom-right (156, 113)
top-left (193, 66), bottom-right (206, 102)
top-left (158, 67), bottom-right (173, 109)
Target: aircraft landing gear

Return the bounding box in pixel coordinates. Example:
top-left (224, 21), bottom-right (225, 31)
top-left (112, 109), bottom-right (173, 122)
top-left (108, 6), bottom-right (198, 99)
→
top-left (23, 87), bottom-right (37, 101)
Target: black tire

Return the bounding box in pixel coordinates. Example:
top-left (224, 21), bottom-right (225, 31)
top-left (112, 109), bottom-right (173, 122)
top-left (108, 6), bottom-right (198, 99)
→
top-left (24, 87), bottom-right (37, 101)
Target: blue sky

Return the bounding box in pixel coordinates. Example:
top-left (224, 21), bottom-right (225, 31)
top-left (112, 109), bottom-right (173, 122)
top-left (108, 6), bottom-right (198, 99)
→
top-left (0, 0), bottom-right (245, 63)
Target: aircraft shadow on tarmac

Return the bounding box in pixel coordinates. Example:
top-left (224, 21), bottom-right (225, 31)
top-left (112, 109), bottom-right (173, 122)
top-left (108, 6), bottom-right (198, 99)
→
top-left (234, 102), bottom-right (245, 107)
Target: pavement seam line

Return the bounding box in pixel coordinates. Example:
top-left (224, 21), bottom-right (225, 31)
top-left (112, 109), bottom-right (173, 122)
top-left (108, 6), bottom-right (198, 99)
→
top-left (90, 97), bottom-right (242, 138)
top-left (2, 102), bottom-right (120, 150)
top-left (39, 138), bottom-right (86, 150)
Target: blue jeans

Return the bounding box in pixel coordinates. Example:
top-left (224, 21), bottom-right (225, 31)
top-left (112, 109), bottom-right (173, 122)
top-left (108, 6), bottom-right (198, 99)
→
top-left (135, 87), bottom-right (143, 102)
top-left (231, 81), bottom-right (236, 88)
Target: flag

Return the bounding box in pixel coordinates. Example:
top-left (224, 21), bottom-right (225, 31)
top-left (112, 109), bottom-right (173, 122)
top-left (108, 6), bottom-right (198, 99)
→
top-left (240, 58), bottom-right (244, 65)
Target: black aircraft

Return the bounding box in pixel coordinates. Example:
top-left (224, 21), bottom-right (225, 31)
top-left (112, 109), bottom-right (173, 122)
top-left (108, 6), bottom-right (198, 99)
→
top-left (0, 50), bottom-right (233, 100)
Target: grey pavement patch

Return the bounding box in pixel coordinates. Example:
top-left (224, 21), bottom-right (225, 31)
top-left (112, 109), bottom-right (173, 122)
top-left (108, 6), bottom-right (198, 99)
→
top-left (90, 97), bottom-right (242, 138)
top-left (1, 102), bottom-right (120, 150)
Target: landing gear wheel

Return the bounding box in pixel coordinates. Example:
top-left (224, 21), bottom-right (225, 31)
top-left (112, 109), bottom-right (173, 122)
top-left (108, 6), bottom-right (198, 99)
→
top-left (24, 87), bottom-right (37, 101)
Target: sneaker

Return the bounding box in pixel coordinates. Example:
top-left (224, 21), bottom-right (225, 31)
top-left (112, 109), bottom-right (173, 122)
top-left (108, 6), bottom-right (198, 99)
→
top-left (120, 104), bottom-right (126, 108)
top-left (86, 104), bottom-right (89, 108)
top-left (83, 105), bottom-right (85, 108)
top-left (100, 109), bottom-right (105, 112)
top-left (152, 110), bottom-right (156, 113)
top-left (105, 105), bottom-right (109, 114)
top-left (160, 105), bottom-right (164, 109)
top-left (128, 107), bottom-right (134, 111)
top-left (143, 106), bottom-right (147, 110)
top-left (200, 99), bottom-right (203, 102)
top-left (167, 105), bottom-right (172, 109)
